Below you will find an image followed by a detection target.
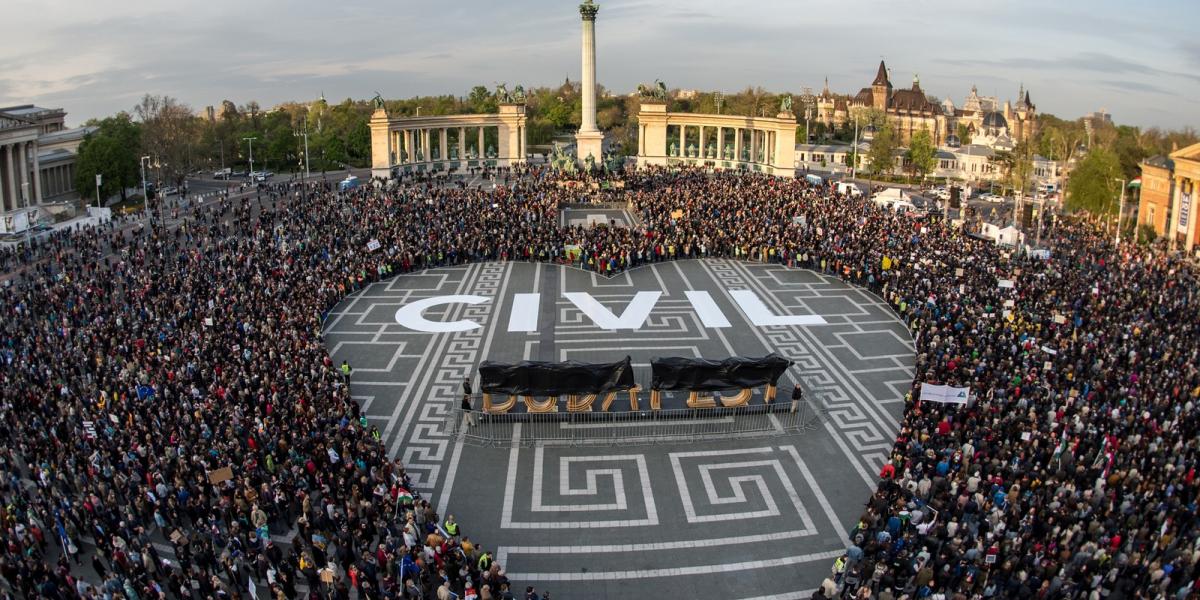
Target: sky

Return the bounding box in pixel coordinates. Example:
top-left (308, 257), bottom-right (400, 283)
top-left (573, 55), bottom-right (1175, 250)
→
top-left (2, 0), bottom-right (1198, 129)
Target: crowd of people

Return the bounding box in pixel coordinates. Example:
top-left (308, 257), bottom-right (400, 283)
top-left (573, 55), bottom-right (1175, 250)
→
top-left (0, 164), bottom-right (1196, 600)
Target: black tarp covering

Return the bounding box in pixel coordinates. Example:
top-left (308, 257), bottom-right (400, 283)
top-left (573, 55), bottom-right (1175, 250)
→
top-left (651, 354), bottom-right (793, 391)
top-left (479, 356), bottom-right (635, 396)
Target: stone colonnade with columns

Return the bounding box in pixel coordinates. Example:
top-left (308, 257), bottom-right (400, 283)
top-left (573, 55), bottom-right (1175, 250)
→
top-left (0, 129), bottom-right (42, 212)
top-left (370, 104), bottom-right (527, 179)
top-left (635, 102), bottom-right (797, 178)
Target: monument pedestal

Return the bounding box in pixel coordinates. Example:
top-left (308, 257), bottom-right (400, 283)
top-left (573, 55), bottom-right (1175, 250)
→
top-left (575, 131), bottom-right (604, 169)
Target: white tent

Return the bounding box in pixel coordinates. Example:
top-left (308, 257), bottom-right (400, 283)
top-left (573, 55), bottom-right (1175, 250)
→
top-left (871, 188), bottom-right (916, 212)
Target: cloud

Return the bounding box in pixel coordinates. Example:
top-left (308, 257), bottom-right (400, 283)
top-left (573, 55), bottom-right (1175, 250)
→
top-left (937, 52), bottom-right (1200, 84)
top-left (1, 0), bottom-right (1198, 129)
top-left (1099, 80), bottom-right (1178, 97)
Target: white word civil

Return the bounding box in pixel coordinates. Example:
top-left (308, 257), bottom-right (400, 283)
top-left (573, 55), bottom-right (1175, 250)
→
top-left (393, 291), bottom-right (826, 333)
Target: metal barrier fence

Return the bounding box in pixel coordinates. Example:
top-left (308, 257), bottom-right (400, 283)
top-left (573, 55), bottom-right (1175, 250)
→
top-left (443, 401), bottom-right (818, 447)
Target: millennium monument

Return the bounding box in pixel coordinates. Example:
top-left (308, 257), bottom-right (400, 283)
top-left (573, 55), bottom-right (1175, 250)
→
top-left (574, 0), bottom-right (605, 168)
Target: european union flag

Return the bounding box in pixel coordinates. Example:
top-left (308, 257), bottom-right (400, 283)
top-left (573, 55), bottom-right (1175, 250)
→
top-left (137, 385), bottom-right (156, 400)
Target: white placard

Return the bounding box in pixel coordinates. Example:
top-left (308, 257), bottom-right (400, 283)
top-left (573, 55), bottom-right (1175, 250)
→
top-left (997, 279), bottom-right (1015, 289)
top-left (920, 383), bottom-right (971, 405)
top-left (366, 239), bottom-right (381, 252)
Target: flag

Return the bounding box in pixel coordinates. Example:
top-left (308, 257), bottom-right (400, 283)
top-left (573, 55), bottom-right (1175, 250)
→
top-left (1128, 178), bottom-right (1141, 188)
top-left (137, 385), bottom-right (156, 400)
top-left (396, 487), bottom-right (414, 506)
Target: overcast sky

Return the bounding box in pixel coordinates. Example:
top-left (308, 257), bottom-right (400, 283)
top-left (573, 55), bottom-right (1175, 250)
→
top-left (2, 0), bottom-right (1198, 129)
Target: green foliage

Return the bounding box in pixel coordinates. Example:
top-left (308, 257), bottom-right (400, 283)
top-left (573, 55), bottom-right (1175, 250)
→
top-left (74, 112), bottom-right (142, 202)
top-left (867, 119), bottom-right (897, 176)
top-left (906, 129), bottom-right (936, 179)
top-left (1137, 223), bottom-right (1157, 245)
top-left (1066, 148), bottom-right (1122, 214)
top-left (956, 122), bottom-right (972, 146)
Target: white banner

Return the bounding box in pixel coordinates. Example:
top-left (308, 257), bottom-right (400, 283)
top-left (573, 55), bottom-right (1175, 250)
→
top-left (1179, 191), bottom-right (1192, 234)
top-left (920, 383), bottom-right (971, 406)
top-left (366, 239), bottom-right (382, 252)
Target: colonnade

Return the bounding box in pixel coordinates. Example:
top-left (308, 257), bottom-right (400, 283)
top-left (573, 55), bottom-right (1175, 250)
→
top-left (385, 125), bottom-right (501, 166)
top-left (0, 140), bottom-right (41, 211)
top-left (661, 124), bottom-right (777, 165)
top-left (635, 102), bottom-right (797, 178)
top-left (369, 104), bottom-right (528, 179)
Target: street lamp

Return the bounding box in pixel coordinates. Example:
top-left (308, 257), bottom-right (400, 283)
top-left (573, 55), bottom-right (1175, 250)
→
top-left (243, 137), bottom-right (257, 180)
top-left (294, 116), bottom-right (311, 180)
top-left (1113, 178), bottom-right (1126, 246)
top-left (140, 155), bottom-right (151, 215)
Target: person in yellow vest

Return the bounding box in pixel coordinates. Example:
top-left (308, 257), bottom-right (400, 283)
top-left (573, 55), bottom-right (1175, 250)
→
top-left (444, 515), bottom-right (460, 539)
top-left (340, 360), bottom-right (352, 384)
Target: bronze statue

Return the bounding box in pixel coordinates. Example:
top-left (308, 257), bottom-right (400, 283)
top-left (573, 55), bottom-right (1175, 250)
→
top-left (372, 92), bottom-right (385, 110)
top-left (636, 80), bottom-right (668, 102)
top-left (780, 95), bottom-right (793, 114)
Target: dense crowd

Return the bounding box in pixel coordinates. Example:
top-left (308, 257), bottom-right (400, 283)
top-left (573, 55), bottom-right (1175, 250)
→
top-left (0, 165), bottom-right (1196, 600)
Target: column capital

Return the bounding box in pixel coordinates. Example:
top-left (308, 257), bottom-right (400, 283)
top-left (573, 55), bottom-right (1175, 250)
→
top-left (579, 0), bottom-right (598, 21)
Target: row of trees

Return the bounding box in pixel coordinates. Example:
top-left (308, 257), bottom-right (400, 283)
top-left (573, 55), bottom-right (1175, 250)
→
top-left (73, 88), bottom-right (1197, 215)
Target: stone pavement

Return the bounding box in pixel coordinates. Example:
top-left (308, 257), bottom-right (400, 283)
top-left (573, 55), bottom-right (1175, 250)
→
top-left (322, 259), bottom-right (913, 598)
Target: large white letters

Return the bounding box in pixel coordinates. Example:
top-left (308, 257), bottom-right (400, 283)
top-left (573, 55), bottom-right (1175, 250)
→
top-left (507, 293), bottom-right (541, 332)
top-left (563, 291), bottom-right (661, 330)
top-left (683, 291), bottom-right (732, 328)
top-left (730, 289), bottom-right (827, 326)
top-left (392, 289), bottom-right (826, 332)
top-left (393, 295), bottom-right (489, 332)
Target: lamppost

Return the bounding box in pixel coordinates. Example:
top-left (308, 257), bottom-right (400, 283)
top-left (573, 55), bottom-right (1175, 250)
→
top-left (95, 173), bottom-right (102, 209)
top-left (140, 155), bottom-right (151, 217)
top-left (243, 137), bottom-right (257, 181)
top-left (21, 182), bottom-right (30, 245)
top-left (851, 117), bottom-right (860, 179)
top-left (1113, 178), bottom-right (1126, 246)
top-left (294, 116), bottom-right (311, 180)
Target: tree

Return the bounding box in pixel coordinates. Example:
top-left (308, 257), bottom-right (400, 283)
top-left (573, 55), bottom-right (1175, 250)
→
top-left (74, 113), bottom-right (142, 203)
top-left (867, 119), bottom-right (897, 177)
top-left (956, 122), bottom-right (972, 146)
top-left (906, 129), bottom-right (936, 180)
top-left (1066, 148), bottom-right (1122, 214)
top-left (134, 94), bottom-right (200, 186)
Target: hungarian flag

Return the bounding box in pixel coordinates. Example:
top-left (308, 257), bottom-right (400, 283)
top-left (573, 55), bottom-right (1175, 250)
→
top-left (395, 487), bottom-right (413, 506)
top-left (1128, 178), bottom-right (1141, 188)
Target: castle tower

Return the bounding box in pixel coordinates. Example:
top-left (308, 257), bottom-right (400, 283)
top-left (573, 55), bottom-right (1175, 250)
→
top-left (871, 60), bottom-right (892, 111)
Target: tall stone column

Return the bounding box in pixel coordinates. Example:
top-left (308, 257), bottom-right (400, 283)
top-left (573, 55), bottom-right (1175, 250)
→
top-left (15, 142), bottom-right (26, 206)
top-left (29, 141), bottom-right (40, 205)
top-left (717, 128), bottom-right (725, 160)
top-left (439, 129), bottom-right (448, 163)
top-left (8, 145), bottom-right (19, 208)
top-left (478, 128), bottom-right (485, 159)
top-left (1, 145), bottom-right (11, 211)
top-left (575, 0), bottom-right (604, 166)
top-left (459, 127), bottom-right (466, 161)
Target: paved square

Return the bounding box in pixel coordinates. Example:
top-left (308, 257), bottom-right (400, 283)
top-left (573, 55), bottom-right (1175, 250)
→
top-left (322, 259), bottom-right (913, 598)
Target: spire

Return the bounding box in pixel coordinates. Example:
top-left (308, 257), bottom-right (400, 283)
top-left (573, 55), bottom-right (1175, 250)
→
top-left (872, 60), bottom-right (890, 86)
top-left (912, 73), bottom-right (920, 90)
top-left (822, 76), bottom-right (830, 96)
top-left (1024, 90), bottom-right (1033, 109)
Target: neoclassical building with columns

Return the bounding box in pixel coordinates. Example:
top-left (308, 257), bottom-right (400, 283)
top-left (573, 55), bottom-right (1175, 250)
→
top-left (0, 105), bottom-right (94, 214)
top-left (636, 101), bottom-right (797, 177)
top-left (369, 104), bottom-right (527, 179)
